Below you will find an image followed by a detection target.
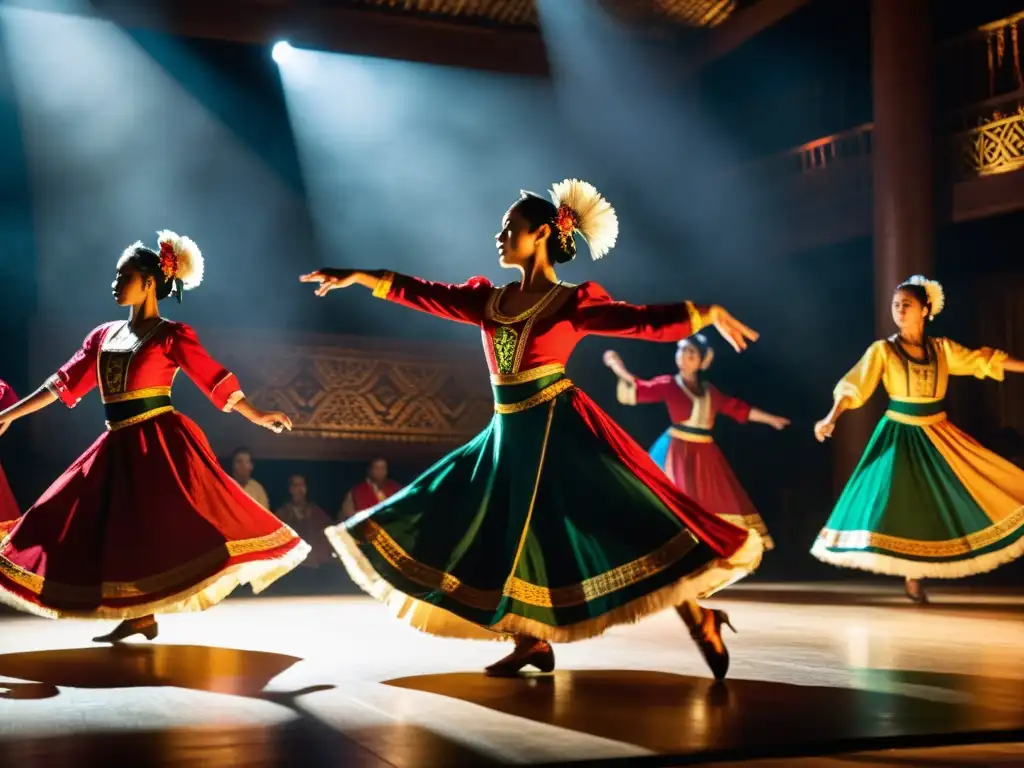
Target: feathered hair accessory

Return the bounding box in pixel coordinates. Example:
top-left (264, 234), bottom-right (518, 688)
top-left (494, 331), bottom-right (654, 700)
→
top-left (905, 274), bottom-right (945, 319)
top-left (548, 178), bottom-right (619, 260)
top-left (157, 230), bottom-right (204, 303)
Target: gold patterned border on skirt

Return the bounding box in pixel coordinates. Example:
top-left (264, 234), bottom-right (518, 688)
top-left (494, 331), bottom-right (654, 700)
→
top-left (816, 504), bottom-right (1024, 557)
top-left (0, 526), bottom-right (300, 602)
top-left (355, 518), bottom-right (701, 610)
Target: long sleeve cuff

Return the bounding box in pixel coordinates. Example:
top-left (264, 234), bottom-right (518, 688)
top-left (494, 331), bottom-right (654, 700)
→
top-left (45, 373), bottom-right (80, 408)
top-left (616, 378), bottom-right (638, 405)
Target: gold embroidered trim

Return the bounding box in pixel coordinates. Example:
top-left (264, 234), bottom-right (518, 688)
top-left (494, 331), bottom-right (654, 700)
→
top-left (685, 300), bottom-right (704, 333)
top-left (511, 286), bottom-right (563, 373)
top-left (102, 387), bottom-right (172, 404)
top-left (492, 326), bottom-right (518, 374)
top-left (0, 526), bottom-right (301, 600)
top-left (485, 282), bottom-right (562, 324)
top-left (884, 410), bottom-right (948, 426)
top-left (352, 514), bottom-right (703, 610)
top-left (888, 395), bottom-right (945, 403)
top-left (502, 397), bottom-right (556, 596)
top-left (493, 379), bottom-right (574, 414)
top-left (669, 428), bottom-right (715, 443)
top-left (490, 364), bottom-right (565, 385)
top-left (816, 504), bottom-right (1024, 557)
top-left (373, 271), bottom-right (396, 299)
top-left (105, 406), bottom-right (175, 431)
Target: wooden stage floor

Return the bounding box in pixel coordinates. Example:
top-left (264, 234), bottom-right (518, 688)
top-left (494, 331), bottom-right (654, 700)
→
top-left (0, 583), bottom-right (1022, 766)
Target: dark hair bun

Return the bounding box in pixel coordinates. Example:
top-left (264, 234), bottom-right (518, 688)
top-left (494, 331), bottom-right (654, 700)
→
top-left (515, 192), bottom-right (576, 264)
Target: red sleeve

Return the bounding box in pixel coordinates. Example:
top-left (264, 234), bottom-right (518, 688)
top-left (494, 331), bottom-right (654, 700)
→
top-left (710, 385), bottom-right (751, 423)
top-left (168, 323), bottom-right (244, 412)
top-left (45, 324), bottom-right (112, 408)
top-left (374, 272), bottom-right (492, 325)
top-left (635, 375), bottom-right (677, 404)
top-left (573, 282), bottom-right (704, 342)
top-left (0, 381), bottom-right (16, 411)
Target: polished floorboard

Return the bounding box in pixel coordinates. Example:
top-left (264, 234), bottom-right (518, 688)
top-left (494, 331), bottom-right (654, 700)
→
top-left (0, 582), bottom-right (1021, 766)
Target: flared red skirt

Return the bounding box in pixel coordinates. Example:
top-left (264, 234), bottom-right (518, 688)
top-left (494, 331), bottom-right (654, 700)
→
top-left (649, 430), bottom-right (773, 549)
top-left (0, 411), bottom-right (309, 619)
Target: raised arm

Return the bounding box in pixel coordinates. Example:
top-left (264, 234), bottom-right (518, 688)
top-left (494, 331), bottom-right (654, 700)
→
top-left (603, 351), bottom-right (677, 406)
top-left (815, 341), bottom-right (885, 442)
top-left (300, 269), bottom-right (492, 326)
top-left (1, 323), bottom-right (112, 434)
top-left (168, 324), bottom-right (293, 433)
top-left (575, 282), bottom-right (758, 352)
top-left (940, 338), bottom-right (1023, 379)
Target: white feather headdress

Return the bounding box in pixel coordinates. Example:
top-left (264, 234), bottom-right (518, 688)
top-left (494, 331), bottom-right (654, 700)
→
top-left (549, 178), bottom-right (619, 260)
top-left (905, 275), bottom-right (945, 319)
top-left (157, 230), bottom-right (205, 299)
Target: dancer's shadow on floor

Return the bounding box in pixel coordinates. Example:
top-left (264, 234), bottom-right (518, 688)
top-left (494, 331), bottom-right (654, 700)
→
top-left (0, 645), bottom-right (334, 705)
top-left (384, 668), bottom-right (1023, 757)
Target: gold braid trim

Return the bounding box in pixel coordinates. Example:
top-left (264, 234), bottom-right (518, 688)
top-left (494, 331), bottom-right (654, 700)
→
top-left (343, 513), bottom-right (709, 610)
top-left (493, 379), bottom-right (574, 414)
top-left (884, 410), bottom-right (948, 426)
top-left (668, 428), bottom-right (714, 443)
top-left (373, 271), bottom-right (396, 299)
top-left (327, 522), bottom-right (764, 644)
top-left (490, 364), bottom-right (565, 385)
top-left (106, 406), bottom-right (175, 432)
top-left (102, 387), bottom-right (172, 404)
top-left (814, 503), bottom-right (1024, 558)
top-left (0, 526), bottom-right (302, 601)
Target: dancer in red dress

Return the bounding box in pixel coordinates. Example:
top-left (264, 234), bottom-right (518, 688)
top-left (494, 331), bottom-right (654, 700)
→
top-left (0, 232), bottom-right (309, 642)
top-left (604, 334), bottom-right (789, 548)
top-left (0, 379), bottom-right (20, 530)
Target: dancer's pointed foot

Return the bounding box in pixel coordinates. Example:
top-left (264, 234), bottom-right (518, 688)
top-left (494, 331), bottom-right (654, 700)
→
top-left (678, 605), bottom-right (736, 681)
top-left (484, 636), bottom-right (555, 677)
top-left (92, 615), bottom-right (159, 644)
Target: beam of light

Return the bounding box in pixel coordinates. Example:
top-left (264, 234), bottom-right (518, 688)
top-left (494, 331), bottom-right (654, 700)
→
top-left (0, 6), bottom-right (312, 462)
top-left (275, 48), bottom-right (591, 340)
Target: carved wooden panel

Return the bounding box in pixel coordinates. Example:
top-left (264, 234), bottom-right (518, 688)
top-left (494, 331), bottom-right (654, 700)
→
top-left (200, 329), bottom-right (493, 462)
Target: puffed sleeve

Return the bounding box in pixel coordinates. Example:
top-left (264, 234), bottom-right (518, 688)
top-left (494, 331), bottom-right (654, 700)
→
top-left (833, 341), bottom-right (885, 409)
top-left (45, 323), bottom-right (114, 408)
top-left (168, 323), bottom-right (244, 412)
top-left (373, 272), bottom-right (493, 325)
top-left (617, 374), bottom-right (678, 406)
top-left (709, 385), bottom-right (752, 423)
top-left (573, 282), bottom-right (706, 342)
top-left (0, 380), bottom-right (17, 411)
top-left (939, 338), bottom-right (1009, 381)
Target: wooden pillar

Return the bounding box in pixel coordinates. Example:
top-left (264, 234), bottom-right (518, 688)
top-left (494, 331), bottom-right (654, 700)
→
top-left (834, 0), bottom-right (935, 493)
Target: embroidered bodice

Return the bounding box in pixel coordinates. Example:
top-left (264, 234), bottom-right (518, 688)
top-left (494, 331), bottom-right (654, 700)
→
top-left (373, 272), bottom-right (707, 383)
top-left (46, 319), bottom-right (243, 412)
top-left (835, 336), bottom-right (1009, 407)
top-left (618, 374), bottom-right (750, 429)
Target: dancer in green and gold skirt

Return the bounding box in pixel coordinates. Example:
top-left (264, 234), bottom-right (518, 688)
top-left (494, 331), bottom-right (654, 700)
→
top-left (302, 179), bottom-right (764, 680)
top-left (813, 276), bottom-right (1024, 603)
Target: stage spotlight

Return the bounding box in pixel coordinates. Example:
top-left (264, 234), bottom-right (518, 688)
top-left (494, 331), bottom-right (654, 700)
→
top-left (272, 41), bottom-right (294, 65)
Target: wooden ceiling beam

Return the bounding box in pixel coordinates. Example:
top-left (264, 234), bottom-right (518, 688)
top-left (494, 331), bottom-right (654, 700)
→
top-left (9, 0), bottom-right (550, 76)
top-left (684, 0), bottom-right (812, 72)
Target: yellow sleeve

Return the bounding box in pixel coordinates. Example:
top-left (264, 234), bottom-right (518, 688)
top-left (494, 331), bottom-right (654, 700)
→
top-left (833, 341), bottom-right (885, 409)
top-left (941, 338), bottom-right (1008, 381)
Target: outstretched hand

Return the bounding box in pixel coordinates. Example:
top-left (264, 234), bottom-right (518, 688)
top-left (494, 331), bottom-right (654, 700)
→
top-left (299, 269), bottom-right (360, 297)
top-left (710, 306), bottom-right (759, 353)
top-left (253, 409), bottom-right (293, 434)
top-left (814, 418), bottom-right (835, 443)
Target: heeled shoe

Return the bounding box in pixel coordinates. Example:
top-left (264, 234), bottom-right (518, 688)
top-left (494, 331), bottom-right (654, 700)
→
top-left (685, 608), bottom-right (735, 681)
top-left (905, 578), bottom-right (929, 604)
top-left (93, 617), bottom-right (159, 644)
top-left (484, 640), bottom-right (555, 677)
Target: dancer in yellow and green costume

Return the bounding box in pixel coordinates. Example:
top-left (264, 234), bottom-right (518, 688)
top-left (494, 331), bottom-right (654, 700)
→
top-left (813, 275), bottom-right (1024, 603)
